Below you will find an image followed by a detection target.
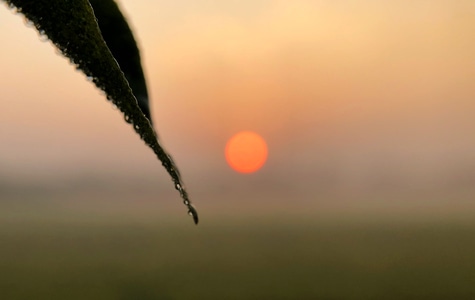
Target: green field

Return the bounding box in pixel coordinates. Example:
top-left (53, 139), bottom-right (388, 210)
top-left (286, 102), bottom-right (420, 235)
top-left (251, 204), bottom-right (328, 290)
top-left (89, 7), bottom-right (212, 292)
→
top-left (2, 204), bottom-right (475, 300)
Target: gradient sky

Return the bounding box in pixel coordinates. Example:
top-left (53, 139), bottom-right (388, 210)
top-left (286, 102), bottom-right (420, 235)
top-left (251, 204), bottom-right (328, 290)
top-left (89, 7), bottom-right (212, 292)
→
top-left (1, 0), bottom-right (475, 209)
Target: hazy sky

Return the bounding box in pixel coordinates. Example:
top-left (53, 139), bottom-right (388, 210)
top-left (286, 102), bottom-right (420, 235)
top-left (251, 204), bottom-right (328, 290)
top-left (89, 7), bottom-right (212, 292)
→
top-left (1, 0), bottom-right (475, 193)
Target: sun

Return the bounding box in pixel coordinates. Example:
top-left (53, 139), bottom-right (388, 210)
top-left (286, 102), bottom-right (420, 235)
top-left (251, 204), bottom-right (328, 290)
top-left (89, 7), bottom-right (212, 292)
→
top-left (225, 131), bottom-right (268, 173)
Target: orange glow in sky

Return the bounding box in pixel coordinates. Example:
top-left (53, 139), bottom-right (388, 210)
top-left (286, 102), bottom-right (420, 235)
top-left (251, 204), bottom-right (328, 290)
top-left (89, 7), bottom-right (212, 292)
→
top-left (1, 1), bottom-right (475, 177)
top-left (225, 131), bottom-right (268, 174)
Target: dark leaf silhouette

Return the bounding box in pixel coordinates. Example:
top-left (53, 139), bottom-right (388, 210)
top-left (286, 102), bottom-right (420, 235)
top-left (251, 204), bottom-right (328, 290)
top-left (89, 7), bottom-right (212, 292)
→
top-left (88, 0), bottom-right (152, 123)
top-left (3, 0), bottom-right (198, 224)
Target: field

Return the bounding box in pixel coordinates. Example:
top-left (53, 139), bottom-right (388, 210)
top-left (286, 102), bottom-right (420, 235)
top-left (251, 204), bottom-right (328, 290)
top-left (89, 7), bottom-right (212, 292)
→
top-left (1, 193), bottom-right (475, 300)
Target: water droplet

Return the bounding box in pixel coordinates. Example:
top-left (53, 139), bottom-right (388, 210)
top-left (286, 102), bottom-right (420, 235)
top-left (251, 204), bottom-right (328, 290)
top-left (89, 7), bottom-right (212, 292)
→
top-left (23, 19), bottom-right (34, 28)
top-left (9, 4), bottom-right (22, 13)
top-left (38, 32), bottom-right (49, 42)
top-left (86, 76), bottom-right (93, 82)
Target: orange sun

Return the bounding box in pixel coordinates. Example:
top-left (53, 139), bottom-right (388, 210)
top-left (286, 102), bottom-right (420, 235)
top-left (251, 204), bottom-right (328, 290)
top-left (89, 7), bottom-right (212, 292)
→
top-left (225, 131), bottom-right (268, 173)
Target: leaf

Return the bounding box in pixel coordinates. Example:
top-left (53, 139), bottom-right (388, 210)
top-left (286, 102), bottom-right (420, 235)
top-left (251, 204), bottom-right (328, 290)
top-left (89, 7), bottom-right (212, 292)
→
top-left (88, 0), bottom-right (152, 123)
top-left (3, 0), bottom-right (198, 224)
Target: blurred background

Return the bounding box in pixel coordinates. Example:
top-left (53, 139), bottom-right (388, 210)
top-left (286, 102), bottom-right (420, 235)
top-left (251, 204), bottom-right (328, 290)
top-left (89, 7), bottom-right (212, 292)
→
top-left (1, 0), bottom-right (475, 299)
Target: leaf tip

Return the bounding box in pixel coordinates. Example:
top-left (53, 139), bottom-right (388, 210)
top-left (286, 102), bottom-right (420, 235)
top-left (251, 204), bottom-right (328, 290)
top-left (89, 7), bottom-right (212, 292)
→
top-left (188, 205), bottom-right (199, 225)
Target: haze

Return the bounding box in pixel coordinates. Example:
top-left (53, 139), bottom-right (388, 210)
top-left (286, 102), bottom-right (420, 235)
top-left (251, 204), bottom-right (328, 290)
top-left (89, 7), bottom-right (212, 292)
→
top-left (1, 0), bottom-right (475, 219)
